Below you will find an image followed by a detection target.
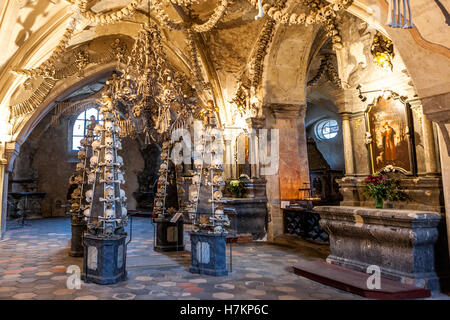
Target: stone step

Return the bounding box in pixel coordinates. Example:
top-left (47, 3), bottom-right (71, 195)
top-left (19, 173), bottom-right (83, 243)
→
top-left (293, 259), bottom-right (431, 299)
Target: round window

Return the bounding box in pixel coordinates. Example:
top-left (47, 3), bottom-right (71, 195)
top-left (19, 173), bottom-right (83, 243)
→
top-left (315, 119), bottom-right (339, 140)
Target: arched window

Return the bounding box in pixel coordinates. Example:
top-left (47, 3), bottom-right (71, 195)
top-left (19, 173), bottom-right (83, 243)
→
top-left (315, 119), bottom-right (339, 140)
top-left (72, 108), bottom-right (102, 151)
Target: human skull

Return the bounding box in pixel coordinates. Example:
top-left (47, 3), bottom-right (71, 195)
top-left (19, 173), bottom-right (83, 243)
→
top-left (121, 207), bottom-right (127, 217)
top-left (83, 207), bottom-right (91, 217)
top-left (213, 190), bottom-right (222, 201)
top-left (74, 175), bottom-right (83, 184)
top-left (192, 174), bottom-right (200, 185)
top-left (105, 153), bottom-right (114, 165)
top-left (161, 152), bottom-right (168, 160)
top-left (105, 171), bottom-right (114, 183)
top-left (71, 188), bottom-right (81, 199)
top-left (76, 162), bottom-right (85, 172)
top-left (162, 141), bottom-right (169, 150)
top-left (85, 189), bottom-right (93, 203)
top-left (190, 190), bottom-right (199, 202)
top-left (105, 136), bottom-right (114, 148)
top-left (90, 155), bottom-right (99, 167)
top-left (71, 202), bottom-right (80, 212)
top-left (104, 188), bottom-right (115, 202)
top-left (213, 175), bottom-right (223, 185)
top-left (105, 121), bottom-right (113, 132)
top-left (105, 208), bottom-right (115, 220)
top-left (159, 162), bottom-right (167, 171)
top-left (114, 125), bottom-right (121, 135)
top-left (77, 150), bottom-right (86, 160)
top-left (132, 105), bottom-right (142, 117)
top-left (116, 140), bottom-right (122, 150)
top-left (117, 172), bottom-right (125, 184)
top-left (214, 225), bottom-right (223, 233)
top-left (116, 155), bottom-right (123, 166)
top-left (87, 173), bottom-right (95, 184)
top-left (155, 199), bottom-right (163, 207)
top-left (119, 189), bottom-right (126, 201)
top-left (92, 140), bottom-right (101, 151)
top-left (94, 125), bottom-right (103, 135)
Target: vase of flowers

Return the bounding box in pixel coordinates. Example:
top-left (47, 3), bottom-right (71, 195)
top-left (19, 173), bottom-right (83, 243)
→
top-left (227, 179), bottom-right (246, 198)
top-left (363, 174), bottom-right (405, 209)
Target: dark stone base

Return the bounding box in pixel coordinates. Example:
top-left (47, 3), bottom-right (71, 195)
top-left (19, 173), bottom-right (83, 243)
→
top-left (69, 220), bottom-right (86, 257)
top-left (154, 217), bottom-right (184, 252)
top-left (222, 198), bottom-right (267, 240)
top-left (315, 206), bottom-right (442, 291)
top-left (83, 234), bottom-right (127, 285)
top-left (189, 232), bottom-right (228, 276)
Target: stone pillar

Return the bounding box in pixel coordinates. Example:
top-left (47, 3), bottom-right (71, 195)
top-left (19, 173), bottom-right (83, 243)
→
top-left (422, 113), bottom-right (439, 174)
top-left (246, 117), bottom-right (265, 178)
top-left (264, 104), bottom-right (309, 241)
top-left (438, 126), bottom-right (450, 258)
top-left (340, 112), bottom-right (355, 176)
top-left (0, 163), bottom-right (7, 239)
top-left (0, 142), bottom-right (20, 239)
top-left (223, 135), bottom-right (233, 180)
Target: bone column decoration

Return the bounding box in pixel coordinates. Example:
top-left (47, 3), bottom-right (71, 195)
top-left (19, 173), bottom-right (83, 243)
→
top-left (85, 91), bottom-right (128, 236)
top-left (340, 112), bottom-right (355, 176)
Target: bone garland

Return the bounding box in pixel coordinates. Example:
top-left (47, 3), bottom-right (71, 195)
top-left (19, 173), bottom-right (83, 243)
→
top-left (185, 29), bottom-right (206, 90)
top-left (9, 78), bottom-right (57, 118)
top-left (247, 0), bottom-right (353, 49)
top-left (151, 1), bottom-right (185, 30)
top-left (169, 0), bottom-right (202, 6)
top-left (67, 0), bottom-right (145, 25)
top-left (12, 18), bottom-right (77, 79)
top-left (191, 0), bottom-right (230, 33)
top-left (231, 0), bottom-right (282, 114)
top-left (307, 54), bottom-right (341, 88)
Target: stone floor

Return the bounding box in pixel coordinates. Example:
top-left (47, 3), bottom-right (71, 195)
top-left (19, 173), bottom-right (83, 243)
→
top-left (0, 217), bottom-right (448, 300)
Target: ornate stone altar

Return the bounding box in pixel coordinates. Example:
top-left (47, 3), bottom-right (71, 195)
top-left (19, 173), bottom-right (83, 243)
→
top-left (314, 206), bottom-right (443, 291)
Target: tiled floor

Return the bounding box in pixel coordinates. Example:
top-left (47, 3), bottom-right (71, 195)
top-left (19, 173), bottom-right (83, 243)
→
top-left (0, 217), bottom-right (446, 300)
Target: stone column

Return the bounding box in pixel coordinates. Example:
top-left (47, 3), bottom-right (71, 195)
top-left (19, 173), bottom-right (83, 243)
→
top-left (246, 117), bottom-right (265, 178)
top-left (340, 112), bottom-right (355, 176)
top-left (0, 163), bottom-right (7, 239)
top-left (0, 142), bottom-right (19, 239)
top-left (263, 104), bottom-right (309, 240)
top-left (223, 134), bottom-right (233, 180)
top-left (422, 113), bottom-right (439, 174)
top-left (438, 126), bottom-right (450, 258)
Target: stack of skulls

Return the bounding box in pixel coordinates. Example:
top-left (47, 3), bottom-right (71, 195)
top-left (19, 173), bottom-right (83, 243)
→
top-left (69, 122), bottom-right (94, 223)
top-left (84, 92), bottom-right (128, 236)
top-left (153, 141), bottom-right (170, 218)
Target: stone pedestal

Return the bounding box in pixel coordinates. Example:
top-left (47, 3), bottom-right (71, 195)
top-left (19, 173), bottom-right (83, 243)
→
top-left (69, 220), bottom-right (86, 257)
top-left (222, 198), bottom-right (267, 240)
top-left (189, 232), bottom-right (228, 276)
top-left (337, 175), bottom-right (444, 213)
top-left (314, 206), bottom-right (442, 291)
top-left (154, 217), bottom-right (184, 252)
top-left (83, 234), bottom-right (127, 285)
